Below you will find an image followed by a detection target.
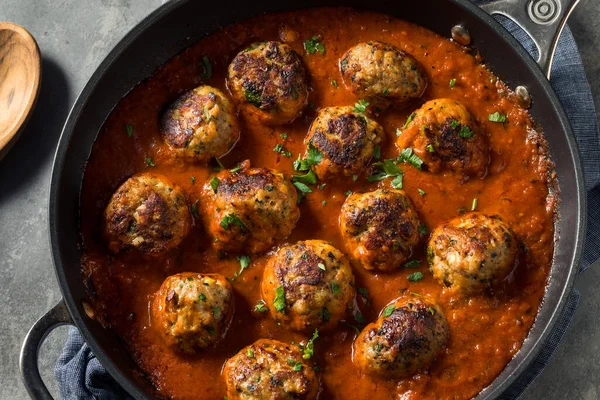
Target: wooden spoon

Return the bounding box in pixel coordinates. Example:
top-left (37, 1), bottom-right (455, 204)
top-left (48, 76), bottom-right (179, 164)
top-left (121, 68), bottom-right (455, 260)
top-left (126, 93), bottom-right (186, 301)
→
top-left (0, 22), bottom-right (41, 160)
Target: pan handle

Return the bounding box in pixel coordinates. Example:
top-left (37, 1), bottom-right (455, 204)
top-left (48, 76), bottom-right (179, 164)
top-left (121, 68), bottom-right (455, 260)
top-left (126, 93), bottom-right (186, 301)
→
top-left (20, 299), bottom-right (74, 400)
top-left (480, 0), bottom-right (581, 79)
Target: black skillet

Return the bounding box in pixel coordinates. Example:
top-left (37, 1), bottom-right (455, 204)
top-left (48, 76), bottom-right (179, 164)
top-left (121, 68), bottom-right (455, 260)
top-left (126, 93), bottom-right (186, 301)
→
top-left (19, 0), bottom-right (587, 398)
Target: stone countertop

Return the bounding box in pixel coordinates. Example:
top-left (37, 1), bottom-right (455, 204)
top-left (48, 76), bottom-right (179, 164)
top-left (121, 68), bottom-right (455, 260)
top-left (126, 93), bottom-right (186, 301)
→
top-left (1, 1), bottom-right (598, 399)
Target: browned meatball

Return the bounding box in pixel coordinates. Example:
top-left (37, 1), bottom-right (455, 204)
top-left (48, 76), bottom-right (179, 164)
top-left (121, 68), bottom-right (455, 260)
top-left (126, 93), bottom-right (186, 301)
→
top-left (427, 213), bottom-right (519, 294)
top-left (353, 294), bottom-right (449, 378)
top-left (103, 173), bottom-right (191, 256)
top-left (160, 85), bottom-right (239, 163)
top-left (201, 161), bottom-right (299, 254)
top-left (305, 106), bottom-right (385, 181)
top-left (340, 189), bottom-right (422, 271)
top-left (227, 41), bottom-right (309, 125)
top-left (340, 41), bottom-right (427, 108)
top-left (223, 339), bottom-right (319, 400)
top-left (152, 272), bottom-right (234, 353)
top-left (261, 240), bottom-right (355, 331)
top-left (397, 98), bottom-right (489, 177)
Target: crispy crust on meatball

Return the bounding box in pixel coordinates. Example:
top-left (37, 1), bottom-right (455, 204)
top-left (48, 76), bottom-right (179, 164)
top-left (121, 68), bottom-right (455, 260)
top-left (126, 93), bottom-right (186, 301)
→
top-left (340, 41), bottom-right (428, 108)
top-left (262, 240), bottom-right (355, 331)
top-left (227, 41), bottom-right (309, 125)
top-left (103, 173), bottom-right (191, 256)
top-left (152, 272), bottom-right (234, 353)
top-left (201, 161), bottom-right (299, 254)
top-left (305, 106), bottom-right (385, 181)
top-left (160, 85), bottom-right (240, 163)
top-left (340, 189), bottom-right (422, 271)
top-left (397, 98), bottom-right (489, 177)
top-left (223, 339), bottom-right (319, 400)
top-left (427, 213), bottom-right (519, 294)
top-left (353, 294), bottom-right (449, 378)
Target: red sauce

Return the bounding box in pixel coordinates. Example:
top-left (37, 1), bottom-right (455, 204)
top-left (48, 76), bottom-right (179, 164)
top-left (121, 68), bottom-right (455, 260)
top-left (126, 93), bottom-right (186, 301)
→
top-left (80, 8), bottom-right (556, 400)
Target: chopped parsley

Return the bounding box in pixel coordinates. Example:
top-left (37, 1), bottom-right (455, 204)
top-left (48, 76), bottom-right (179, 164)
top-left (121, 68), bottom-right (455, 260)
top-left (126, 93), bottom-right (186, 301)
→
top-left (358, 288), bottom-right (370, 306)
top-left (210, 176), bottom-right (220, 193)
top-left (367, 159), bottom-right (404, 188)
top-left (331, 282), bottom-right (341, 294)
top-left (352, 174), bottom-right (358, 182)
top-left (318, 183), bottom-right (326, 190)
top-left (229, 164), bottom-right (241, 173)
top-left (190, 176), bottom-right (195, 184)
top-left (321, 307), bottom-right (331, 322)
top-left (293, 143), bottom-right (323, 171)
top-left (396, 128), bottom-right (403, 136)
top-left (304, 36), bottom-right (325, 54)
top-left (214, 157), bottom-right (226, 171)
top-left (265, 185), bottom-right (274, 191)
top-left (418, 188), bottom-right (426, 196)
top-left (212, 306), bottom-right (221, 318)
top-left (344, 190), bottom-right (353, 196)
top-left (254, 300), bottom-right (268, 313)
top-left (274, 286), bottom-right (286, 313)
top-left (244, 87), bottom-right (262, 107)
top-left (383, 88), bottom-right (389, 96)
top-left (292, 169), bottom-right (318, 185)
top-left (450, 119), bottom-right (461, 129)
top-left (426, 144), bottom-right (435, 153)
top-left (353, 99), bottom-right (369, 113)
top-left (236, 255), bottom-right (251, 276)
top-left (331, 80), bottom-right (338, 88)
top-left (458, 125), bottom-right (474, 138)
top-left (198, 293), bottom-right (207, 301)
top-left (373, 144), bottom-right (381, 160)
top-left (200, 55), bottom-right (212, 80)
top-left (220, 213), bottom-right (248, 231)
top-left (408, 271), bottom-right (424, 282)
top-left (471, 197), bottom-right (478, 211)
top-left (419, 222), bottom-right (429, 235)
top-left (299, 329), bottom-right (319, 360)
top-left (449, 78), bottom-right (457, 88)
top-left (403, 112), bottom-right (417, 129)
top-left (125, 124), bottom-right (134, 137)
top-left (403, 259), bottom-right (420, 269)
top-left (383, 305), bottom-right (396, 317)
top-left (145, 157), bottom-right (155, 167)
top-left (399, 148), bottom-right (423, 170)
top-left (190, 200), bottom-right (200, 219)
top-left (292, 362), bottom-right (303, 371)
top-left (489, 112), bottom-right (507, 123)
top-left (280, 133), bottom-right (288, 140)
top-left (429, 306), bottom-right (436, 315)
top-left (318, 263), bottom-right (326, 271)
top-left (273, 143), bottom-right (292, 158)
top-left (247, 349), bottom-right (254, 358)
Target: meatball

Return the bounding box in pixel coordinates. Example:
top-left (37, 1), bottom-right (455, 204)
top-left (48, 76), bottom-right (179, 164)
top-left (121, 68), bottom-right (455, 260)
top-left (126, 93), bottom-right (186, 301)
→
top-left (261, 240), bottom-right (355, 331)
top-left (152, 272), bottom-right (234, 353)
top-left (397, 98), bottom-right (489, 177)
top-left (305, 106), bottom-right (385, 181)
top-left (201, 161), bottom-right (299, 254)
top-left (427, 213), bottom-right (519, 294)
top-left (353, 294), bottom-right (449, 378)
top-left (227, 41), bottom-right (309, 125)
top-left (103, 173), bottom-right (191, 256)
top-left (223, 339), bottom-right (319, 400)
top-left (340, 41), bottom-right (427, 108)
top-left (340, 189), bottom-right (422, 271)
top-left (160, 85), bottom-right (240, 163)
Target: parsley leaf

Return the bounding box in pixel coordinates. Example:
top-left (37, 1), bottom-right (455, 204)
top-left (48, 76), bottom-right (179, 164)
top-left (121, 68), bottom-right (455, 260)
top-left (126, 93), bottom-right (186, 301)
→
top-left (273, 143), bottom-right (292, 158)
top-left (220, 213), bottom-right (248, 231)
top-left (450, 119), bottom-right (461, 129)
top-left (280, 133), bottom-right (288, 140)
top-left (399, 148), bottom-right (423, 170)
top-left (373, 144), bottom-right (381, 160)
top-left (292, 169), bottom-right (318, 185)
top-left (292, 362), bottom-right (303, 371)
top-left (190, 199), bottom-right (200, 219)
top-left (190, 176), bottom-right (196, 184)
top-left (236, 255), bottom-right (251, 276)
top-left (274, 286), bottom-right (286, 313)
top-left (254, 300), bottom-right (268, 313)
top-left (358, 287), bottom-right (370, 306)
top-left (299, 329), bottom-right (319, 360)
top-left (471, 197), bottom-right (478, 211)
top-left (304, 36), bottom-right (325, 54)
top-left (418, 188), bottom-right (425, 196)
top-left (426, 144), bottom-right (435, 153)
top-left (353, 99), bottom-right (369, 113)
top-left (210, 176), bottom-right (220, 193)
top-left (200, 55), bottom-right (212, 80)
top-left (419, 222), bottom-right (429, 235)
top-left (331, 282), bottom-right (340, 294)
top-left (449, 78), bottom-right (457, 88)
top-left (403, 112), bottom-right (417, 129)
top-left (145, 157), bottom-right (155, 167)
top-left (403, 259), bottom-right (420, 269)
top-left (367, 159), bottom-right (404, 188)
top-left (321, 307), bottom-right (331, 322)
top-left (125, 124), bottom-right (134, 137)
top-left (458, 125), bottom-right (474, 138)
top-left (293, 143), bottom-right (323, 171)
top-left (244, 87), bottom-right (262, 107)
top-left (383, 305), bottom-right (396, 317)
top-left (331, 80), bottom-right (338, 88)
top-left (408, 271), bottom-right (424, 282)
top-left (489, 112), bottom-right (507, 123)
top-left (247, 349), bottom-right (254, 358)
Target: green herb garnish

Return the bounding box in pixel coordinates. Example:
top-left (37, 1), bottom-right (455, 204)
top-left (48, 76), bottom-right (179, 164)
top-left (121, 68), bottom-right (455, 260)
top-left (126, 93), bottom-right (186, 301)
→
top-left (254, 300), bottom-right (268, 313)
top-left (449, 78), bottom-right (457, 88)
top-left (125, 124), bottom-right (134, 137)
top-left (220, 213), bottom-right (248, 231)
top-left (200, 55), bottom-right (212, 80)
top-left (210, 176), bottom-right (220, 193)
top-left (274, 286), bottom-right (286, 313)
top-left (399, 148), bottom-right (423, 170)
top-left (403, 112), bottom-right (417, 129)
top-left (408, 271), bottom-right (424, 282)
top-left (145, 157), bottom-right (155, 167)
top-left (304, 36), bottom-right (325, 54)
top-left (489, 112), bottom-right (507, 123)
top-left (383, 305), bottom-right (396, 317)
top-left (353, 99), bottom-right (369, 113)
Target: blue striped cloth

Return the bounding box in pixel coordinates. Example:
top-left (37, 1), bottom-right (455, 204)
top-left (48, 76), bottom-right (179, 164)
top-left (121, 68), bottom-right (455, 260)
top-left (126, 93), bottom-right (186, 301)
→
top-left (55, 6), bottom-right (600, 400)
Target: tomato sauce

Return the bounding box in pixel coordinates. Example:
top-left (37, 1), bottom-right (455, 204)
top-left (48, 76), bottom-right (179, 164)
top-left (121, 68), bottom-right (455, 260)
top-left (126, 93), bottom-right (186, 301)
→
top-left (80, 8), bottom-right (556, 400)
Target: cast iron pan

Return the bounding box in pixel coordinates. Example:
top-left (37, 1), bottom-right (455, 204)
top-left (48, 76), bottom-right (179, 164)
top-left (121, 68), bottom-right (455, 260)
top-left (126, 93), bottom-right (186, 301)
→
top-left (19, 0), bottom-right (587, 399)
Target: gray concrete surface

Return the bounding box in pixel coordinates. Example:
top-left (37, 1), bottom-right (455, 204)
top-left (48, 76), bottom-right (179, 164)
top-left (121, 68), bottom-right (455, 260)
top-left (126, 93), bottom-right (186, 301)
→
top-left (0, 1), bottom-right (598, 399)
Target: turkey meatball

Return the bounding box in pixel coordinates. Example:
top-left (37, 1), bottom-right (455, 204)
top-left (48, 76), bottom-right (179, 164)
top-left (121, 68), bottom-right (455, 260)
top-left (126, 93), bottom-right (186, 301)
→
top-left (103, 173), bottom-right (191, 256)
top-left (223, 339), bottom-right (319, 400)
top-left (160, 85), bottom-right (239, 163)
top-left (427, 213), bottom-right (519, 294)
top-left (340, 41), bottom-right (427, 108)
top-left (305, 106), bottom-right (385, 181)
top-left (340, 189), bottom-right (422, 271)
top-left (262, 240), bottom-right (355, 331)
top-left (201, 161), bottom-right (299, 254)
top-left (397, 98), bottom-right (489, 177)
top-left (152, 272), bottom-right (234, 353)
top-left (227, 41), bottom-right (309, 125)
top-left (353, 294), bottom-right (449, 378)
